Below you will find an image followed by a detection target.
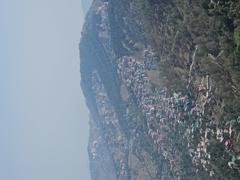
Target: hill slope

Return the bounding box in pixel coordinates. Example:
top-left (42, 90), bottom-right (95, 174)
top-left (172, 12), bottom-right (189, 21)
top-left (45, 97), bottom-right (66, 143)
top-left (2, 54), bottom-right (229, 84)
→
top-left (81, 0), bottom-right (93, 15)
top-left (80, 0), bottom-right (240, 179)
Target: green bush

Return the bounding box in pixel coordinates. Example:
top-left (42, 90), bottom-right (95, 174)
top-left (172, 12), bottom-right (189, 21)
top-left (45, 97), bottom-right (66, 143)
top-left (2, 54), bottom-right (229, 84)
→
top-left (234, 25), bottom-right (240, 52)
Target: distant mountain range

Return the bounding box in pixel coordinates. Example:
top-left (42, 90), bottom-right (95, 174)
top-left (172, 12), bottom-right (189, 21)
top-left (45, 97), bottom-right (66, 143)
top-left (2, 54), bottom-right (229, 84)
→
top-left (81, 0), bottom-right (93, 15)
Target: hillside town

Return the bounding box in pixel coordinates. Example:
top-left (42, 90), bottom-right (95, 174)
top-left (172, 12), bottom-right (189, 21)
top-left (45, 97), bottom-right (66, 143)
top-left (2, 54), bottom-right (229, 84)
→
top-left (80, 0), bottom-right (240, 179)
top-left (116, 53), bottom-right (240, 177)
top-left (91, 71), bottom-right (129, 179)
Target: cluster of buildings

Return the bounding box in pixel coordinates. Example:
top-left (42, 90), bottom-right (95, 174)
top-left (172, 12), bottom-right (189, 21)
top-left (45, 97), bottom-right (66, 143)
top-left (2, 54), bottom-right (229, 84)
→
top-left (116, 53), bottom-right (240, 177)
top-left (90, 140), bottom-right (99, 160)
top-left (96, 1), bottom-right (114, 58)
top-left (97, 2), bottom-right (109, 38)
top-left (91, 71), bottom-right (129, 179)
top-left (144, 49), bottom-right (159, 70)
top-left (117, 56), bottom-right (192, 174)
top-left (92, 71), bottom-right (119, 127)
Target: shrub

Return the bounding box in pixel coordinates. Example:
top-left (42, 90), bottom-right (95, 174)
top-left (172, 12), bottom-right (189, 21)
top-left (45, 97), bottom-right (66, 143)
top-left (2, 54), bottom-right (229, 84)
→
top-left (234, 25), bottom-right (240, 52)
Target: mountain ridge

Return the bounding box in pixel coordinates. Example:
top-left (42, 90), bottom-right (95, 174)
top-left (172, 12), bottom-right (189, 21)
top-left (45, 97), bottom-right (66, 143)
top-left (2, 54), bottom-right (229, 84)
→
top-left (80, 0), bottom-right (240, 179)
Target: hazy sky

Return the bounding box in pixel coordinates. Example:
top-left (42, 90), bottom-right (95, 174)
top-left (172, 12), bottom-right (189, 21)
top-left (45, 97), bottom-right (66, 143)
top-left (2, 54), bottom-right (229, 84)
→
top-left (0, 0), bottom-right (91, 179)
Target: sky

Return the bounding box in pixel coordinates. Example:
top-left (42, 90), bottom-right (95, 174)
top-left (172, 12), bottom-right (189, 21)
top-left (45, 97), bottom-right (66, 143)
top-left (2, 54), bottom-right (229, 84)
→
top-left (0, 0), bottom-right (91, 179)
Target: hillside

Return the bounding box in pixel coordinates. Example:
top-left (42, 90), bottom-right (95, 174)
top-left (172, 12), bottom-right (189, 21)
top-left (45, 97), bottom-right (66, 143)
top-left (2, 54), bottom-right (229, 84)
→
top-left (80, 0), bottom-right (240, 179)
top-left (81, 0), bottom-right (93, 15)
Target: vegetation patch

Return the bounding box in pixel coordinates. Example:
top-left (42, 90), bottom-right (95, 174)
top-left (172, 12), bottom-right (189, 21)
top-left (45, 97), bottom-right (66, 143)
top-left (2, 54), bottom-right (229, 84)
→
top-left (234, 26), bottom-right (240, 52)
